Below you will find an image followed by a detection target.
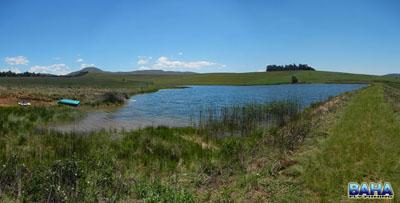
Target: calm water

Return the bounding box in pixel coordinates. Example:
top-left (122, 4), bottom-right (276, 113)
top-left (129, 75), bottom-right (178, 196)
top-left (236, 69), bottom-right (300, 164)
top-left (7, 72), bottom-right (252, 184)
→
top-left (55, 84), bottom-right (366, 132)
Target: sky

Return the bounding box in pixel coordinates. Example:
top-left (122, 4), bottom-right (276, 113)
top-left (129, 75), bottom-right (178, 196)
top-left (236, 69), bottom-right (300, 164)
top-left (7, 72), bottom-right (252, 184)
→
top-left (0, 0), bottom-right (399, 75)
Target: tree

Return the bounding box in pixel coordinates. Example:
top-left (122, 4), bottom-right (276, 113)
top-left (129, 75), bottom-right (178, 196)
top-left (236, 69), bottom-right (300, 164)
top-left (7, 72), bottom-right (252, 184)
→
top-left (266, 64), bottom-right (315, 72)
top-left (291, 75), bottom-right (299, 84)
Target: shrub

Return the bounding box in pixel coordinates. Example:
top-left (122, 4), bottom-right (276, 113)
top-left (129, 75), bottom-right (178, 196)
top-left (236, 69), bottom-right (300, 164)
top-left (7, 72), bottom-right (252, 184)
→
top-left (98, 92), bottom-right (127, 104)
top-left (291, 75), bottom-right (299, 84)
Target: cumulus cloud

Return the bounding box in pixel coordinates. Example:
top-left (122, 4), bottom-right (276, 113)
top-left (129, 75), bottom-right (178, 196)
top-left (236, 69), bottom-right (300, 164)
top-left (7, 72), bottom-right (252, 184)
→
top-left (155, 56), bottom-right (217, 70)
top-left (0, 67), bottom-right (21, 73)
top-left (155, 56), bottom-right (224, 70)
top-left (4, 56), bottom-right (29, 65)
top-left (134, 54), bottom-right (226, 72)
top-left (75, 58), bottom-right (95, 69)
top-left (137, 66), bottom-right (150, 70)
top-left (29, 64), bottom-right (71, 75)
top-left (80, 63), bottom-right (95, 68)
top-left (137, 59), bottom-right (149, 65)
top-left (137, 56), bottom-right (152, 66)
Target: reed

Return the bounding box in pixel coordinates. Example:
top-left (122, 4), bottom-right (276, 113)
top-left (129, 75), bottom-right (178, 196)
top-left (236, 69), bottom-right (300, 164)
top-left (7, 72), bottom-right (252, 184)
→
top-left (196, 100), bottom-right (301, 137)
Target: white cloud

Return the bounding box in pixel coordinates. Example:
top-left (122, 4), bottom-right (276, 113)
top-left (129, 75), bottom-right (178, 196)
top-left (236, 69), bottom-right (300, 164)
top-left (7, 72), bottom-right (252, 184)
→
top-left (29, 64), bottom-right (71, 75)
top-left (135, 55), bottom-right (224, 71)
top-left (137, 56), bottom-right (152, 66)
top-left (4, 56), bottom-right (29, 65)
top-left (80, 63), bottom-right (95, 68)
top-left (75, 58), bottom-right (95, 69)
top-left (137, 59), bottom-right (148, 65)
top-left (152, 56), bottom-right (221, 70)
top-left (0, 67), bottom-right (21, 73)
top-left (138, 66), bottom-right (150, 70)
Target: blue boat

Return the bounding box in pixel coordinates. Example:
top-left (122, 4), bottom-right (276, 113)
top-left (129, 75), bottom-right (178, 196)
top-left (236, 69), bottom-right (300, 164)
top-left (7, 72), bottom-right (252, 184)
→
top-left (58, 99), bottom-right (80, 106)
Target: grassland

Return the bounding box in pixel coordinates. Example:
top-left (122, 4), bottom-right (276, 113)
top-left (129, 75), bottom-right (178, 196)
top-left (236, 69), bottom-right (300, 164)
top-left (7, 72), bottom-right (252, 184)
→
top-left (1, 70), bottom-right (400, 202)
top-left (0, 70), bottom-right (397, 106)
top-left (76, 70), bottom-right (399, 86)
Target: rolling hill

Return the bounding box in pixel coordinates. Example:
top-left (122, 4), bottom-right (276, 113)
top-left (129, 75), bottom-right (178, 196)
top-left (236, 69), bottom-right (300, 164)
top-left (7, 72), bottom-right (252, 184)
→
top-left (67, 67), bottom-right (196, 77)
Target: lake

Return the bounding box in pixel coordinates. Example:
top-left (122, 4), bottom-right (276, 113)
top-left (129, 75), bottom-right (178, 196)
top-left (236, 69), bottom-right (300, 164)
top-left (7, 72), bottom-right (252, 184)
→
top-left (54, 84), bottom-right (366, 132)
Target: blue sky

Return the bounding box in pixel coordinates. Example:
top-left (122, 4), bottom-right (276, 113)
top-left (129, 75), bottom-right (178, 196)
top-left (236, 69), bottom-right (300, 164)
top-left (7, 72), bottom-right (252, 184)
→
top-left (0, 0), bottom-right (399, 75)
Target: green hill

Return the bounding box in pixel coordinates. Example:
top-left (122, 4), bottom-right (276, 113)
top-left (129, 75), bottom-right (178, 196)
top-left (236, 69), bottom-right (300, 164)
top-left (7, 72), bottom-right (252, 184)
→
top-left (84, 70), bottom-right (398, 86)
top-left (1, 70), bottom-right (398, 88)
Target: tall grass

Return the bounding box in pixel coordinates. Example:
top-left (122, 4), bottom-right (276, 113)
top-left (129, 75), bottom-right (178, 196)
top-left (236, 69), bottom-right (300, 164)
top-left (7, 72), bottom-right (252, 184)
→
top-left (0, 98), bottom-right (314, 202)
top-left (197, 100), bottom-right (301, 137)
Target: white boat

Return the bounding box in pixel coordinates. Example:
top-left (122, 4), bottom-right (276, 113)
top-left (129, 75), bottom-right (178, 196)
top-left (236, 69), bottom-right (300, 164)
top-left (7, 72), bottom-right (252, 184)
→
top-left (18, 101), bottom-right (31, 106)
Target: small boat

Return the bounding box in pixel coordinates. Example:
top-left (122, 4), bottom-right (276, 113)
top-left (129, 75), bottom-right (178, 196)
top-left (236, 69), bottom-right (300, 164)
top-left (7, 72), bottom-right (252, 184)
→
top-left (18, 100), bottom-right (31, 106)
top-left (58, 99), bottom-right (80, 107)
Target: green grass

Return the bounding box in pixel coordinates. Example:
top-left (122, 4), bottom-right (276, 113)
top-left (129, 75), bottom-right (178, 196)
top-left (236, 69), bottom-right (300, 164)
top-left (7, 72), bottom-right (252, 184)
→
top-left (299, 84), bottom-right (400, 201)
top-left (0, 70), bottom-right (398, 88)
top-left (87, 70), bottom-right (398, 85)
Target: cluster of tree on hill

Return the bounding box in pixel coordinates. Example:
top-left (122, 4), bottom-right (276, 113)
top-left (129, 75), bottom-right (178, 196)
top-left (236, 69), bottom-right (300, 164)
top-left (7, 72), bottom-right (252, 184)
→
top-left (266, 64), bottom-right (315, 72)
top-left (0, 71), bottom-right (56, 77)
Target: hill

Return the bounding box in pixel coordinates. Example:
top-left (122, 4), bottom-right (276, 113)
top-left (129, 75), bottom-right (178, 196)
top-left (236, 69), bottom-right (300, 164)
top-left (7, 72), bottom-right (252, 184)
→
top-left (2, 70), bottom-right (398, 89)
top-left (385, 73), bottom-right (400, 78)
top-left (124, 69), bottom-right (196, 75)
top-left (67, 67), bottom-right (104, 76)
top-left (84, 70), bottom-right (399, 86)
top-left (67, 67), bottom-right (196, 76)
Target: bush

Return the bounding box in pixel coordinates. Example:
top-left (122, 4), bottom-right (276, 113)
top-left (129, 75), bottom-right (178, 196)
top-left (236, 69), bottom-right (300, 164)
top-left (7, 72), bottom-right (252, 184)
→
top-left (98, 92), bottom-right (127, 104)
top-left (291, 75), bottom-right (299, 84)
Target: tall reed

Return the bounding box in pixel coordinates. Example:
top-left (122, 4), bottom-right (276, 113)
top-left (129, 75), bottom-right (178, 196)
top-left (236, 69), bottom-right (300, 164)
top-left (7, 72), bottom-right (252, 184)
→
top-left (196, 100), bottom-right (301, 137)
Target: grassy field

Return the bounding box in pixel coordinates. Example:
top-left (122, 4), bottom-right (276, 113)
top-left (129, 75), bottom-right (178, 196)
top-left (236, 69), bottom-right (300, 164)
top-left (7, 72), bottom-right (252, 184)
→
top-left (83, 70), bottom-right (398, 85)
top-left (1, 71), bottom-right (400, 202)
top-left (0, 70), bottom-right (397, 106)
top-left (0, 75), bottom-right (158, 106)
top-left (1, 70), bottom-right (397, 89)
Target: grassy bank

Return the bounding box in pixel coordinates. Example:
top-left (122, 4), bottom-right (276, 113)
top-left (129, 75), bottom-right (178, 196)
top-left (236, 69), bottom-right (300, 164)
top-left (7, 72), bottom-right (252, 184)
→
top-left (287, 84), bottom-right (400, 201)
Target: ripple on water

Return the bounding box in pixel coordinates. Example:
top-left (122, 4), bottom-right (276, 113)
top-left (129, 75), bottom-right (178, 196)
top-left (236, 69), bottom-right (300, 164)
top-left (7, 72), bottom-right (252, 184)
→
top-left (52, 84), bottom-right (367, 132)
